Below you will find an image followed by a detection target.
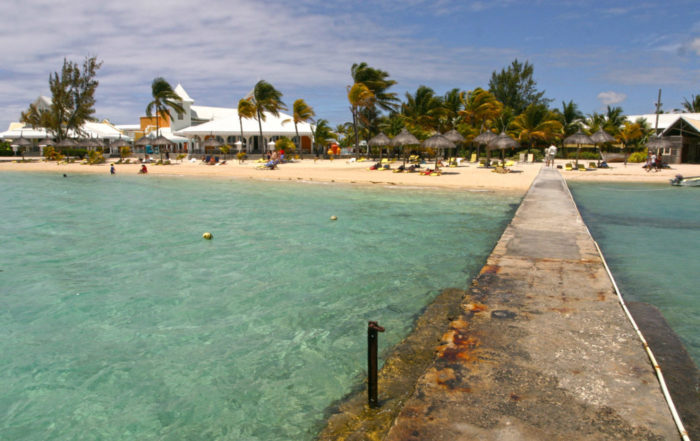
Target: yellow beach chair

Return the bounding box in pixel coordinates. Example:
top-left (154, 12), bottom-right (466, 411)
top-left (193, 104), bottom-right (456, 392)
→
top-left (469, 153), bottom-right (477, 163)
top-left (565, 163), bottom-right (573, 171)
top-left (577, 163), bottom-right (587, 171)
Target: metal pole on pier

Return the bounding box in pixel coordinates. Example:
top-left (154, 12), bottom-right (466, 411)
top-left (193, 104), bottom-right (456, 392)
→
top-left (367, 321), bottom-right (385, 408)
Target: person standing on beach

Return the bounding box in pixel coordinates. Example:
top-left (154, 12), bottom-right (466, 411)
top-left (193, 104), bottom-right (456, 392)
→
top-left (110, 164), bottom-right (116, 175)
top-left (547, 145), bottom-right (557, 167)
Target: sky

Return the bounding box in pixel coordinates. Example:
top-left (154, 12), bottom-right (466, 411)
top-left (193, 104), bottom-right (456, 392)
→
top-left (2, 0), bottom-right (700, 131)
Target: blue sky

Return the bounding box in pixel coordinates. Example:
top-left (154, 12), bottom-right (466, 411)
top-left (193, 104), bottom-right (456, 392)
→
top-left (2, 0), bottom-right (699, 131)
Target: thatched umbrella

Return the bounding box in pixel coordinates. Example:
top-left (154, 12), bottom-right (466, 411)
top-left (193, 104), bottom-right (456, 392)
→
top-left (590, 128), bottom-right (615, 164)
top-left (10, 137), bottom-right (32, 159)
top-left (488, 132), bottom-right (519, 165)
top-left (151, 135), bottom-right (174, 161)
top-left (473, 130), bottom-right (497, 162)
top-left (590, 128), bottom-right (615, 144)
top-left (38, 138), bottom-right (54, 146)
top-left (564, 129), bottom-right (593, 167)
top-left (391, 128), bottom-right (420, 164)
top-left (443, 129), bottom-right (464, 144)
top-left (110, 137), bottom-right (131, 148)
top-left (203, 137), bottom-right (222, 148)
top-left (422, 133), bottom-right (455, 168)
top-left (10, 137), bottom-right (32, 147)
top-left (55, 138), bottom-right (77, 148)
top-left (79, 138), bottom-right (101, 148)
top-left (151, 135), bottom-right (172, 146)
top-left (443, 129), bottom-right (464, 162)
top-left (368, 132), bottom-right (391, 160)
top-left (134, 136), bottom-right (150, 146)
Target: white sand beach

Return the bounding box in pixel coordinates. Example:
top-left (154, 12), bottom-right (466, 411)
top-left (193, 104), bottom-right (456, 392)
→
top-left (1, 157), bottom-right (699, 192)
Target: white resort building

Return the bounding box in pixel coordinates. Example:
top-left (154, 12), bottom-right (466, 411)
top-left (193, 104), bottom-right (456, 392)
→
top-left (1, 84), bottom-right (315, 158)
top-left (168, 84), bottom-right (314, 156)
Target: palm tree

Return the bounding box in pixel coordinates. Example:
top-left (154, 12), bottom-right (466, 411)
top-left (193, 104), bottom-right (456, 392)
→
top-left (292, 99), bottom-right (315, 158)
top-left (145, 77), bottom-right (184, 160)
top-left (251, 80), bottom-right (286, 158)
top-left (586, 111), bottom-right (607, 134)
top-left (682, 94), bottom-right (700, 112)
top-left (347, 83), bottom-right (375, 155)
top-left (237, 98), bottom-right (256, 153)
top-left (459, 88), bottom-right (503, 135)
top-left (555, 100), bottom-right (584, 139)
top-left (312, 119), bottom-right (334, 155)
top-left (400, 85), bottom-right (444, 135)
top-left (604, 105), bottom-right (625, 135)
top-left (350, 63), bottom-right (398, 136)
top-left (440, 88), bottom-right (463, 132)
top-left (351, 62), bottom-right (398, 113)
top-left (510, 104), bottom-right (563, 154)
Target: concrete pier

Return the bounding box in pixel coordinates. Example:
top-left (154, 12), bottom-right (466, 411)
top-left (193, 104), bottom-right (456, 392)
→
top-left (381, 167), bottom-right (680, 440)
top-left (320, 167), bottom-right (683, 440)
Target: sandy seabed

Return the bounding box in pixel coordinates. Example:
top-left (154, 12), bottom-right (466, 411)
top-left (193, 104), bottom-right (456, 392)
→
top-left (2, 157), bottom-right (699, 193)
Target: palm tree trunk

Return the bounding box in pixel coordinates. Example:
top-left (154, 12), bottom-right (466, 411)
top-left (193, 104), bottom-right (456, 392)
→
top-left (351, 108), bottom-right (360, 157)
top-left (294, 122), bottom-right (301, 160)
top-left (239, 116), bottom-right (244, 155)
top-left (156, 112), bottom-right (162, 162)
top-left (257, 110), bottom-right (265, 159)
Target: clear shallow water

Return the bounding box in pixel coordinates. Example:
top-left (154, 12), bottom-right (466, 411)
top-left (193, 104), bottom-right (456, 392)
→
top-left (569, 182), bottom-right (700, 367)
top-left (0, 172), bottom-right (519, 441)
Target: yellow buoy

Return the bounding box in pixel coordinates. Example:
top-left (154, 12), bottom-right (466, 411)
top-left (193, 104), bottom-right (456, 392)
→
top-left (202, 232), bottom-right (213, 240)
top-left (330, 215), bottom-right (338, 221)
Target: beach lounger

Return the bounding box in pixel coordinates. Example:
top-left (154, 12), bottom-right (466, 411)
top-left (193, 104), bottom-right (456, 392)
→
top-left (492, 165), bottom-right (510, 174)
top-left (565, 163), bottom-right (573, 171)
top-left (588, 162), bottom-right (597, 169)
top-left (469, 153), bottom-right (477, 163)
top-left (505, 160), bottom-right (515, 167)
top-left (577, 163), bottom-right (587, 171)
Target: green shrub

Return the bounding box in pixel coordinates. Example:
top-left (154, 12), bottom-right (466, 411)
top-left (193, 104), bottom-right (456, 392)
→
top-left (60, 148), bottom-right (88, 159)
top-left (43, 146), bottom-right (64, 161)
top-left (627, 151), bottom-right (647, 163)
top-left (87, 150), bottom-right (105, 164)
top-left (565, 150), bottom-right (599, 160)
top-left (0, 141), bottom-right (14, 156)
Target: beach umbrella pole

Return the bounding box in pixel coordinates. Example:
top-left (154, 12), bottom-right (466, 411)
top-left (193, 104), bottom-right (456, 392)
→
top-left (367, 321), bottom-right (385, 408)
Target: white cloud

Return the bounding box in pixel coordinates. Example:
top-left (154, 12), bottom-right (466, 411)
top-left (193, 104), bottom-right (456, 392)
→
top-left (1, 0), bottom-right (698, 129)
top-left (689, 37), bottom-right (700, 55)
top-left (597, 91), bottom-right (627, 106)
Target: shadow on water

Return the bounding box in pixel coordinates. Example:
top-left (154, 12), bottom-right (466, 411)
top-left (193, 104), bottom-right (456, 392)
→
top-left (627, 302), bottom-right (700, 439)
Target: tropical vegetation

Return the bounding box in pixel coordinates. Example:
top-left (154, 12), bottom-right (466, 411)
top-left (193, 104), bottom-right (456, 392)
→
top-left (292, 99), bottom-right (315, 158)
top-left (21, 56), bottom-right (102, 140)
top-left (250, 80), bottom-right (286, 158)
top-left (145, 77), bottom-right (184, 161)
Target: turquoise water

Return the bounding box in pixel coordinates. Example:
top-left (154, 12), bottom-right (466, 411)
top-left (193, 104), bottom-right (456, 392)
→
top-left (0, 172), bottom-right (519, 441)
top-left (569, 182), bottom-right (700, 367)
